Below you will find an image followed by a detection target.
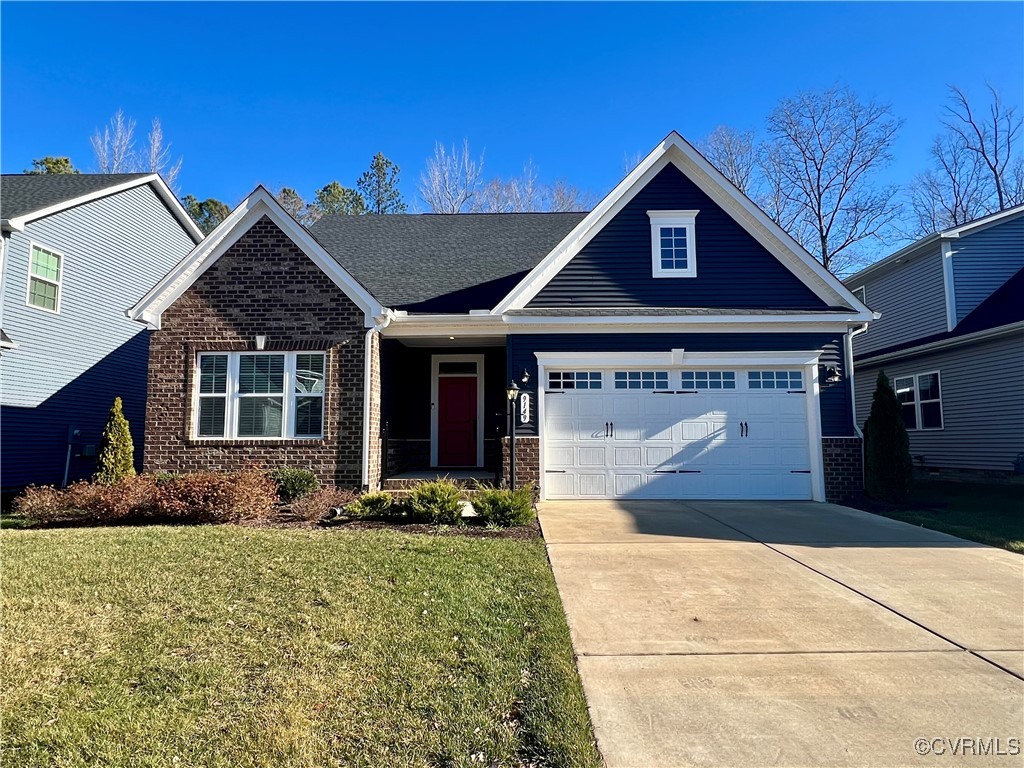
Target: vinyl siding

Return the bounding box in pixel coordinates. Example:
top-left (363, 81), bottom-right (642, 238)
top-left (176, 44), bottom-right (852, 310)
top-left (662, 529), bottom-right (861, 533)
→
top-left (508, 332), bottom-right (853, 438)
top-left (952, 216), bottom-right (1024, 323)
top-left (850, 248), bottom-right (947, 356)
top-left (0, 184), bottom-right (196, 488)
top-left (853, 331), bottom-right (1024, 471)
top-left (528, 165), bottom-right (829, 309)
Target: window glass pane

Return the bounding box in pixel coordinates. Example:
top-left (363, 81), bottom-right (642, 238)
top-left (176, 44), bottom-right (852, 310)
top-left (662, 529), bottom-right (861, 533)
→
top-left (894, 378), bottom-right (915, 403)
top-left (295, 353), bottom-right (326, 393)
top-left (747, 370), bottom-right (802, 390)
top-left (438, 361), bottom-right (476, 375)
top-left (294, 396), bottom-right (324, 437)
top-left (197, 397), bottom-right (226, 437)
top-left (30, 246), bottom-right (61, 281)
top-left (920, 401), bottom-right (942, 429)
top-left (548, 371), bottom-right (601, 390)
top-left (238, 355), bottom-right (284, 394)
top-left (918, 373), bottom-right (940, 401)
top-left (237, 397), bottom-right (283, 437)
top-left (683, 370), bottom-right (737, 390)
top-left (900, 403), bottom-right (918, 430)
top-left (28, 278), bottom-right (58, 310)
top-left (199, 355), bottom-right (228, 394)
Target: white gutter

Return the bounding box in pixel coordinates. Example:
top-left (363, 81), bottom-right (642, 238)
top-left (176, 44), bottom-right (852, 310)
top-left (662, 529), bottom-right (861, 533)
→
top-left (361, 313), bottom-right (392, 489)
top-left (846, 323), bottom-right (870, 438)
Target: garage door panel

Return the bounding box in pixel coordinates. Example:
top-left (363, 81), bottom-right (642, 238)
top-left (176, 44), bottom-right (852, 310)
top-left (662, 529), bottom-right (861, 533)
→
top-left (613, 473), bottom-right (643, 496)
top-left (546, 472), bottom-right (575, 497)
top-left (645, 446), bottom-right (674, 467)
top-left (578, 446), bottom-right (607, 466)
top-left (578, 474), bottom-right (608, 496)
top-left (612, 447), bottom-right (643, 467)
top-left (547, 446), bottom-right (576, 468)
top-left (577, 398), bottom-right (604, 417)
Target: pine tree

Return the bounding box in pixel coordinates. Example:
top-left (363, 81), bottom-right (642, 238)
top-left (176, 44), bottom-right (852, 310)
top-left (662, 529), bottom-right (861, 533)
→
top-left (357, 153), bottom-right (407, 214)
top-left (863, 371), bottom-right (913, 501)
top-left (95, 397), bottom-right (136, 484)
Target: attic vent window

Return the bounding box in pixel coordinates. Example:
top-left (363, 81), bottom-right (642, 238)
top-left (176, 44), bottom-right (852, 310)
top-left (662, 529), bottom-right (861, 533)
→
top-left (648, 210), bottom-right (698, 278)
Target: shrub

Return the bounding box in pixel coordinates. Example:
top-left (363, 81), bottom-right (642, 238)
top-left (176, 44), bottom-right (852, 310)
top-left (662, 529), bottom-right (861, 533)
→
top-left (155, 469), bottom-right (278, 524)
top-left (95, 397), bottom-right (136, 485)
top-left (269, 467), bottom-right (320, 502)
top-left (406, 479), bottom-right (464, 525)
top-left (472, 484), bottom-right (536, 527)
top-left (15, 475), bottom-right (158, 526)
top-left (346, 491), bottom-right (398, 519)
top-left (864, 370), bottom-right (913, 502)
top-left (283, 486), bottom-right (359, 522)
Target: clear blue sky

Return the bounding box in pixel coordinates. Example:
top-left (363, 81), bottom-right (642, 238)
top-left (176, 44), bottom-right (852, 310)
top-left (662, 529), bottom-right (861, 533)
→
top-left (2, 1), bottom-right (1022, 219)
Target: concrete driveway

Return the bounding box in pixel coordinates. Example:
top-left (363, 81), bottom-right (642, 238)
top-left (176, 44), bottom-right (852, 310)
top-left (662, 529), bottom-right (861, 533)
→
top-left (539, 500), bottom-right (1024, 768)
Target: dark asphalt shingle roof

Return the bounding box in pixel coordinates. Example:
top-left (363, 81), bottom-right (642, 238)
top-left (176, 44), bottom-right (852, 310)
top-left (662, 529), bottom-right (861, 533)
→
top-left (506, 307), bottom-right (855, 316)
top-left (1, 173), bottom-right (151, 220)
top-left (856, 266), bottom-right (1024, 361)
top-left (309, 212), bottom-right (586, 313)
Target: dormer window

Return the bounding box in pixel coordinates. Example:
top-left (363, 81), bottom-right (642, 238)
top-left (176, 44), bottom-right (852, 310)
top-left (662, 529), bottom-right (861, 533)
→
top-left (649, 210), bottom-right (698, 278)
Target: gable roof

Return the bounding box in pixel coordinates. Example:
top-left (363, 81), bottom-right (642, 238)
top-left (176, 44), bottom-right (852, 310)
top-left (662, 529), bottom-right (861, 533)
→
top-left (490, 132), bottom-right (873, 321)
top-left (129, 186), bottom-right (384, 329)
top-left (309, 212), bottom-right (585, 313)
top-left (1, 173), bottom-right (203, 242)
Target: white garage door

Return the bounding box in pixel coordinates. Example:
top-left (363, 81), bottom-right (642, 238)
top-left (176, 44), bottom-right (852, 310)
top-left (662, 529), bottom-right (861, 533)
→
top-left (543, 368), bottom-right (814, 500)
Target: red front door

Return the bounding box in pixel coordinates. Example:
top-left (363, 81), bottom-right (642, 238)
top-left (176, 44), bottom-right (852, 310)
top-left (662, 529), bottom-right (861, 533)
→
top-left (438, 376), bottom-right (478, 466)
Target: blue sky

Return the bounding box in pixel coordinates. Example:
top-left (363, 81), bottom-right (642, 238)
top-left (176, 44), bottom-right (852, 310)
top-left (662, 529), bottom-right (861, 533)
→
top-left (2, 1), bottom-right (1022, 220)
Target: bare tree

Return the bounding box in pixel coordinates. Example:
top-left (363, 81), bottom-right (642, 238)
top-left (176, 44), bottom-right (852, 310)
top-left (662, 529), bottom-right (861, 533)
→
top-left (699, 126), bottom-right (758, 195)
top-left (418, 140), bottom-right (485, 213)
top-left (544, 179), bottom-right (593, 212)
top-left (908, 133), bottom-right (990, 234)
top-left (622, 151), bottom-right (645, 176)
top-left (91, 109), bottom-right (137, 173)
top-left (145, 119), bottom-right (182, 188)
top-left (471, 160), bottom-right (541, 212)
top-left (944, 85), bottom-right (1023, 212)
top-left (761, 86), bottom-right (903, 275)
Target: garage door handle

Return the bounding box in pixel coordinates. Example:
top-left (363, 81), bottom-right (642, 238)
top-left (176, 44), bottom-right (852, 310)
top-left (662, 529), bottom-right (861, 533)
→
top-left (678, 469), bottom-right (702, 474)
top-left (546, 470), bottom-right (567, 474)
top-left (787, 390), bottom-right (806, 394)
top-left (610, 422), bottom-right (614, 437)
top-left (790, 470), bottom-right (811, 474)
top-left (604, 422), bottom-right (609, 437)
top-left (653, 470), bottom-right (676, 474)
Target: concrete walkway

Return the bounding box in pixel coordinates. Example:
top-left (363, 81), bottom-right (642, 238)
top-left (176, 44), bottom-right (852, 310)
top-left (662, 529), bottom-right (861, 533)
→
top-left (539, 500), bottom-right (1024, 768)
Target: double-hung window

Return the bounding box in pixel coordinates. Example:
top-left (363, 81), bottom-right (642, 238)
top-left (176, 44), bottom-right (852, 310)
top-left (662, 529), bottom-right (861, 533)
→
top-left (649, 210), bottom-right (698, 278)
top-left (893, 372), bottom-right (943, 430)
top-left (27, 243), bottom-right (63, 312)
top-left (195, 351), bottom-right (325, 439)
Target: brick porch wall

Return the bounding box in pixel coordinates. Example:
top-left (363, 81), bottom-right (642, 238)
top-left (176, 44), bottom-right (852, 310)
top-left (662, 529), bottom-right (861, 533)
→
top-left (822, 436), bottom-right (864, 503)
top-left (144, 215), bottom-right (367, 488)
top-left (365, 329), bottom-right (382, 491)
top-left (500, 436), bottom-right (540, 489)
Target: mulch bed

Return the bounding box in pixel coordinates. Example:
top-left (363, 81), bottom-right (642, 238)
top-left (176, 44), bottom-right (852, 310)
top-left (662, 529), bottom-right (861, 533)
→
top-left (243, 515), bottom-right (543, 540)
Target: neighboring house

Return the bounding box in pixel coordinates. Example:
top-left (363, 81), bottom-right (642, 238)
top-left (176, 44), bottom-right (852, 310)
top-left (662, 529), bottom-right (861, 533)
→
top-left (1, 174), bottom-right (203, 491)
top-left (130, 132), bottom-right (873, 503)
top-left (845, 205), bottom-right (1024, 474)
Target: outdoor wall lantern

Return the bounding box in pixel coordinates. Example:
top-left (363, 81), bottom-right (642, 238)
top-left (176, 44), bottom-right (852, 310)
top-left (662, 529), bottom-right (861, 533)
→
top-left (255, 335), bottom-right (267, 350)
top-left (506, 381), bottom-right (522, 490)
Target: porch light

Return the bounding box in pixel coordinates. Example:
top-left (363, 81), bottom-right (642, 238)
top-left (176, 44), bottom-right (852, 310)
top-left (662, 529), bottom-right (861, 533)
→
top-left (255, 335), bottom-right (267, 350)
top-left (521, 369), bottom-right (530, 384)
top-left (506, 381), bottom-right (521, 490)
top-left (506, 381), bottom-right (521, 401)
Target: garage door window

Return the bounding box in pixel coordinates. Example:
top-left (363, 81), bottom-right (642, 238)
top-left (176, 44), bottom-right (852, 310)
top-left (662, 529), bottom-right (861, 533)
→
top-left (748, 371), bottom-right (803, 390)
top-left (548, 371), bottom-right (602, 390)
top-left (681, 371), bottom-right (736, 390)
top-left (614, 371), bottom-right (669, 389)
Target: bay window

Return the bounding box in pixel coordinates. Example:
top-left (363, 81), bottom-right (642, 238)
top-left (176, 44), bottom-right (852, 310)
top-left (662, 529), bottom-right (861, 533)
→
top-left (195, 351), bottom-right (325, 439)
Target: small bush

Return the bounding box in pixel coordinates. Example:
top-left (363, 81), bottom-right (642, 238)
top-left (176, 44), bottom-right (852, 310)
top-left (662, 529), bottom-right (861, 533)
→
top-left (268, 467), bottom-right (320, 502)
top-left (284, 487), bottom-right (359, 523)
top-left (406, 479), bottom-right (464, 525)
top-left (347, 491), bottom-right (398, 519)
top-left (95, 397), bottom-right (136, 485)
top-left (472, 485), bottom-right (536, 527)
top-left (15, 475), bottom-right (158, 526)
top-left (156, 469), bottom-right (278, 524)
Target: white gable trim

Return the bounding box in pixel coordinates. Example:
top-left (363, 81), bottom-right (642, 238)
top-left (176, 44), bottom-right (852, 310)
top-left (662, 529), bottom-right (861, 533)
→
top-left (128, 186), bottom-right (385, 329)
top-left (3, 174), bottom-right (203, 243)
top-left (491, 132), bottom-right (872, 321)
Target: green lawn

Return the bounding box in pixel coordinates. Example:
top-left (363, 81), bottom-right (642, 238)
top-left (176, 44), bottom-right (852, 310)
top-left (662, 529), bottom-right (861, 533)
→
top-left (2, 526), bottom-right (600, 768)
top-left (862, 479), bottom-right (1024, 553)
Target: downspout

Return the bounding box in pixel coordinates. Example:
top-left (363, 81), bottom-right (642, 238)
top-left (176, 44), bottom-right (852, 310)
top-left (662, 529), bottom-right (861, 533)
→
top-left (846, 322), bottom-right (869, 438)
top-left (361, 312), bottom-right (392, 490)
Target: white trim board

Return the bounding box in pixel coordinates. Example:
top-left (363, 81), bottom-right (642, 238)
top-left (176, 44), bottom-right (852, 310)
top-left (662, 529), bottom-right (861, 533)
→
top-left (430, 354), bottom-right (485, 468)
top-left (491, 131), bottom-right (873, 321)
top-left (128, 186), bottom-right (385, 329)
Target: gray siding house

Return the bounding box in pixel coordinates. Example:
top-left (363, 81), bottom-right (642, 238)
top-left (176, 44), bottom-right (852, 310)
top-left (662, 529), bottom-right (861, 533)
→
top-left (846, 206), bottom-right (1024, 473)
top-left (1, 174), bottom-right (202, 491)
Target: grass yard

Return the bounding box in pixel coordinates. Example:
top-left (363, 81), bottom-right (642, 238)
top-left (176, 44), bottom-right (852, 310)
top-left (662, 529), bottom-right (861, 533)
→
top-left (1, 526), bottom-right (600, 768)
top-left (858, 479), bottom-right (1023, 553)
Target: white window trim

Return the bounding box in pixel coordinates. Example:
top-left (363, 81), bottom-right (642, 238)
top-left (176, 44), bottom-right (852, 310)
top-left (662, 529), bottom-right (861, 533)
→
top-left (893, 370), bottom-right (944, 432)
top-left (648, 209), bottom-right (699, 278)
top-left (851, 286), bottom-right (866, 305)
top-left (193, 351), bottom-right (326, 440)
top-left (430, 354), bottom-right (485, 468)
top-left (25, 240), bottom-right (64, 314)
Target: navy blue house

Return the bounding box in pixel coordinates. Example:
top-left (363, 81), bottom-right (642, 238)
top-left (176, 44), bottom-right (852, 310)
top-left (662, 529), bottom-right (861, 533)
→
top-left (1, 174), bottom-right (202, 491)
top-left (132, 133), bottom-right (874, 502)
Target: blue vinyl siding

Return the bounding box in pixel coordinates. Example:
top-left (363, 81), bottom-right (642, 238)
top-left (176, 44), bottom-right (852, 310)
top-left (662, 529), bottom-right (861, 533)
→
top-left (952, 216), bottom-right (1024, 323)
top-left (508, 332), bottom-right (852, 437)
top-left (0, 184), bottom-right (197, 489)
top-left (528, 165), bottom-right (829, 309)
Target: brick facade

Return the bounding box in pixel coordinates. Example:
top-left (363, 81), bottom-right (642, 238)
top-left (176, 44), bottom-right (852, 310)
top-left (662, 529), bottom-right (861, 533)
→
top-left (365, 329), bottom-right (382, 491)
top-left (144, 215), bottom-right (369, 487)
top-left (822, 436), bottom-right (864, 503)
top-left (500, 436), bottom-right (540, 489)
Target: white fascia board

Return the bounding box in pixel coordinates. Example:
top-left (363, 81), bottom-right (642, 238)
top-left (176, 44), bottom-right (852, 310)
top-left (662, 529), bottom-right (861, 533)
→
top-left (940, 203), bottom-right (1024, 238)
top-left (503, 312), bottom-right (872, 327)
top-left (129, 186), bottom-right (385, 329)
top-left (535, 349), bottom-right (822, 368)
top-left (855, 321), bottom-right (1024, 367)
top-left (6, 174), bottom-right (203, 243)
top-left (492, 132), bottom-right (871, 316)
top-left (381, 313), bottom-right (505, 338)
